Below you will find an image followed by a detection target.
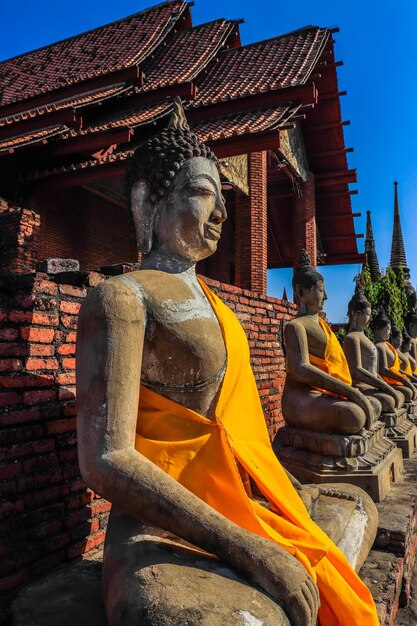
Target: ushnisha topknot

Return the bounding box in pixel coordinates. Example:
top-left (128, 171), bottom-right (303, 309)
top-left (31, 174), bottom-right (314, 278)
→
top-left (292, 249), bottom-right (324, 290)
top-left (125, 97), bottom-right (219, 205)
top-left (372, 307), bottom-right (391, 331)
top-left (347, 276), bottom-right (371, 317)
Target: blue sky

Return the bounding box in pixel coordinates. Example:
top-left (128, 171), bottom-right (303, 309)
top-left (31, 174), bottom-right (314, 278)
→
top-left (1, 1), bottom-right (417, 322)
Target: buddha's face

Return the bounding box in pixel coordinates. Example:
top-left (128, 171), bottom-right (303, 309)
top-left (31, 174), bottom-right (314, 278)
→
top-left (152, 157), bottom-right (226, 263)
top-left (299, 279), bottom-right (327, 314)
top-left (390, 332), bottom-right (402, 350)
top-left (374, 322), bottom-right (391, 342)
top-left (408, 322), bottom-right (417, 339)
top-left (351, 306), bottom-right (371, 331)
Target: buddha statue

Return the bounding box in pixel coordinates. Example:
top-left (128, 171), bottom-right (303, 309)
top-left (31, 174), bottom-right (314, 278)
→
top-left (343, 281), bottom-right (404, 414)
top-left (391, 326), bottom-right (417, 383)
top-left (275, 253), bottom-right (402, 500)
top-left (405, 311), bottom-right (417, 363)
top-left (402, 330), bottom-right (417, 377)
top-left (281, 252), bottom-right (381, 434)
top-left (76, 100), bottom-right (379, 626)
top-left (373, 309), bottom-right (416, 403)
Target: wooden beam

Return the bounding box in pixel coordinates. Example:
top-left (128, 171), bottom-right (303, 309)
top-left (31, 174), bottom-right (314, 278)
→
top-left (317, 212), bottom-right (361, 221)
top-left (323, 253), bottom-right (367, 265)
top-left (0, 66), bottom-right (143, 119)
top-left (208, 130), bottom-right (280, 158)
top-left (25, 159), bottom-right (127, 190)
top-left (79, 81), bottom-right (197, 125)
top-left (306, 120), bottom-right (350, 132)
top-left (319, 61), bottom-right (344, 70)
top-left (325, 233), bottom-right (364, 240)
top-left (34, 128), bottom-right (134, 159)
top-left (0, 110), bottom-right (81, 142)
top-left (319, 90), bottom-right (347, 101)
top-left (187, 83), bottom-right (318, 124)
top-left (317, 189), bottom-right (358, 199)
top-left (316, 169), bottom-right (356, 181)
top-left (311, 147), bottom-right (353, 158)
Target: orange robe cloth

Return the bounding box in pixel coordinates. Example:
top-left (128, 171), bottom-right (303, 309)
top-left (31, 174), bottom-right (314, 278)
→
top-left (308, 318), bottom-right (352, 398)
top-left (382, 342), bottom-right (409, 386)
top-left (135, 279), bottom-right (379, 626)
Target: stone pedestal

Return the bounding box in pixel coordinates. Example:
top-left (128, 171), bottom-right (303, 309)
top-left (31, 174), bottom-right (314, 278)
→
top-left (273, 421), bottom-right (403, 502)
top-left (404, 400), bottom-right (417, 422)
top-left (378, 408), bottom-right (417, 458)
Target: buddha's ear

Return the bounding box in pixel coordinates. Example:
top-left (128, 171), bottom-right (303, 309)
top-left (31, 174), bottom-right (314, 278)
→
top-left (130, 180), bottom-right (157, 254)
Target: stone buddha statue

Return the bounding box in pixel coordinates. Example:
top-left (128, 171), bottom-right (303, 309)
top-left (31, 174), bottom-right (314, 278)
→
top-left (343, 281), bottom-right (403, 413)
top-left (391, 326), bottom-right (417, 383)
top-left (405, 311), bottom-right (417, 363)
top-left (373, 309), bottom-right (416, 403)
top-left (281, 252), bottom-right (381, 434)
top-left (402, 330), bottom-right (417, 377)
top-left (76, 100), bottom-right (379, 626)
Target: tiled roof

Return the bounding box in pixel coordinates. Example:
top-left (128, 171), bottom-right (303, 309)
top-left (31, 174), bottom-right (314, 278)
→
top-left (194, 106), bottom-right (300, 142)
top-left (0, 1), bottom-right (186, 107)
top-left (194, 26), bottom-right (329, 106)
top-left (141, 19), bottom-right (238, 89)
top-left (0, 126), bottom-right (64, 152)
top-left (84, 102), bottom-right (173, 132)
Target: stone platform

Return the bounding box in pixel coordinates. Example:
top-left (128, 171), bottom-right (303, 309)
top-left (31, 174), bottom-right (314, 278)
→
top-left (274, 422), bottom-right (403, 502)
top-left (379, 409), bottom-right (417, 459)
top-left (11, 458), bottom-right (417, 626)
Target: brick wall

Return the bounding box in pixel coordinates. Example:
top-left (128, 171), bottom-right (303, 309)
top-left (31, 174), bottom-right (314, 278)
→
top-left (292, 171), bottom-right (317, 267)
top-left (235, 152), bottom-right (268, 293)
top-left (0, 201), bottom-right (40, 274)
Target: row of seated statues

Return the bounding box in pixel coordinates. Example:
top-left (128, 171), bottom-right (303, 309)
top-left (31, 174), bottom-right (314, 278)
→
top-left (77, 100), bottom-right (404, 625)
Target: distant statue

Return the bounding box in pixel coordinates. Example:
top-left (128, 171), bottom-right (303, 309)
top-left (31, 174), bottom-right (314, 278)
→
top-left (282, 252), bottom-right (381, 434)
top-left (343, 280), bottom-right (403, 413)
top-left (405, 311), bottom-right (417, 364)
top-left (373, 309), bottom-right (417, 403)
top-left (77, 101), bottom-right (378, 626)
top-left (402, 330), bottom-right (417, 377)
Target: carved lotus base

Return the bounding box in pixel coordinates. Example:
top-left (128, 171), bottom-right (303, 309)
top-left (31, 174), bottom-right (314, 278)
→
top-left (273, 423), bottom-right (403, 502)
top-left (378, 408), bottom-right (417, 458)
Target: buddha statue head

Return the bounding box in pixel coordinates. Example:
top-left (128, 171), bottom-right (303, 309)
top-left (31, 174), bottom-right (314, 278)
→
top-left (292, 249), bottom-right (326, 314)
top-left (372, 308), bottom-right (391, 342)
top-left (347, 278), bottom-right (372, 332)
top-left (406, 311), bottom-right (417, 340)
top-left (390, 325), bottom-right (403, 350)
top-left (125, 98), bottom-right (226, 266)
top-left (402, 329), bottom-right (413, 354)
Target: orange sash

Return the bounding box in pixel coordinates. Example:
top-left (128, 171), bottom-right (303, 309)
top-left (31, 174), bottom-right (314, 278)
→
top-left (135, 279), bottom-right (379, 626)
top-left (309, 318), bottom-right (352, 397)
top-left (382, 342), bottom-right (409, 386)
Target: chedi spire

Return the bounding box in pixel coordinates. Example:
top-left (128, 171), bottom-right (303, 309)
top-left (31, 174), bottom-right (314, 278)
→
top-left (390, 181), bottom-right (409, 279)
top-left (364, 210), bottom-right (380, 282)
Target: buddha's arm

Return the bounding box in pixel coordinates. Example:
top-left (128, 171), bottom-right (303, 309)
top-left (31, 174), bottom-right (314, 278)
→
top-left (375, 343), bottom-right (417, 397)
top-left (343, 335), bottom-right (400, 402)
top-left (76, 279), bottom-right (319, 626)
top-left (285, 323), bottom-right (373, 418)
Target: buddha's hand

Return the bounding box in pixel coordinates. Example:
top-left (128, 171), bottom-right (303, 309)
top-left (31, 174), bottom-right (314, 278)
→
top-left (391, 388), bottom-right (404, 409)
top-left (231, 529), bottom-right (320, 625)
top-left (352, 390), bottom-right (374, 429)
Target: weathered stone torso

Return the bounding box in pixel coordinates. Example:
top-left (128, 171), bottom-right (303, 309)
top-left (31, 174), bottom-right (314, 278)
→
top-left (119, 270), bottom-right (226, 419)
top-left (347, 331), bottom-right (379, 378)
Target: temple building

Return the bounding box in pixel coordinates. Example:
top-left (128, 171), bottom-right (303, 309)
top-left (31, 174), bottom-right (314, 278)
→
top-left (0, 0), bottom-right (364, 293)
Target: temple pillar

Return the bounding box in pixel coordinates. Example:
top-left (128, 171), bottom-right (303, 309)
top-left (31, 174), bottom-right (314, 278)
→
top-left (292, 171), bottom-right (316, 268)
top-left (235, 151), bottom-right (267, 294)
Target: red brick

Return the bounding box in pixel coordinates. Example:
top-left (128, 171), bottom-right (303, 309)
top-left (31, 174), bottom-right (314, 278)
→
top-left (0, 344), bottom-right (27, 357)
top-left (20, 327), bottom-right (55, 343)
top-left (46, 418), bottom-right (76, 435)
top-left (0, 439), bottom-right (54, 461)
top-left (0, 567), bottom-right (28, 594)
top-left (22, 452), bottom-right (59, 474)
top-left (31, 312), bottom-right (59, 326)
top-left (89, 499), bottom-right (111, 516)
top-left (0, 407), bottom-right (40, 426)
top-left (33, 280), bottom-right (58, 295)
top-left (58, 284), bottom-right (87, 297)
top-left (61, 315), bottom-right (78, 329)
top-left (57, 343), bottom-right (76, 355)
top-left (27, 344), bottom-right (55, 356)
top-left (57, 372), bottom-right (76, 385)
top-left (59, 301), bottom-right (81, 315)
top-left (0, 462), bottom-right (22, 480)
top-left (62, 404), bottom-right (76, 417)
top-left (68, 530), bottom-right (106, 559)
top-left (66, 491), bottom-right (94, 510)
top-left (0, 328), bottom-right (18, 341)
top-left (30, 550), bottom-right (65, 577)
top-left (0, 499), bottom-right (24, 519)
top-left (41, 532), bottom-right (70, 552)
top-left (24, 484), bottom-right (68, 508)
top-left (23, 389), bottom-right (56, 405)
top-left (25, 357), bottom-right (59, 371)
top-left (0, 359), bottom-right (22, 372)
top-left (62, 357), bottom-right (76, 369)
top-left (0, 391), bottom-right (21, 406)
top-left (65, 331), bottom-right (77, 343)
top-left (8, 310), bottom-right (33, 323)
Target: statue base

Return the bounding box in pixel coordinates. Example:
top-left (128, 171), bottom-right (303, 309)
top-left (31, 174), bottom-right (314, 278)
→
top-left (378, 409), bottom-right (417, 458)
top-left (404, 400), bottom-right (417, 420)
top-left (273, 422), bottom-right (403, 502)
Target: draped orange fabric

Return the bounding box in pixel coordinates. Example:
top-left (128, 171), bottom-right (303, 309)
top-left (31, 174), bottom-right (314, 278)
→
top-left (135, 279), bottom-right (379, 626)
top-left (308, 318), bottom-right (352, 398)
top-left (382, 342), bottom-right (409, 386)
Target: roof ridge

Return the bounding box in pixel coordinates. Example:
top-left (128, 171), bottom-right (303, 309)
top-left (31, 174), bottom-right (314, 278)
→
top-left (218, 24), bottom-right (330, 54)
top-left (0, 0), bottom-right (186, 66)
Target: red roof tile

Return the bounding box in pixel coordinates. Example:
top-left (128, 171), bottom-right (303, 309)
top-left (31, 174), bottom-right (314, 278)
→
top-left (0, 1), bottom-right (186, 107)
top-left (195, 27), bottom-right (329, 106)
top-left (0, 126), bottom-right (64, 152)
top-left (141, 19), bottom-right (239, 89)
